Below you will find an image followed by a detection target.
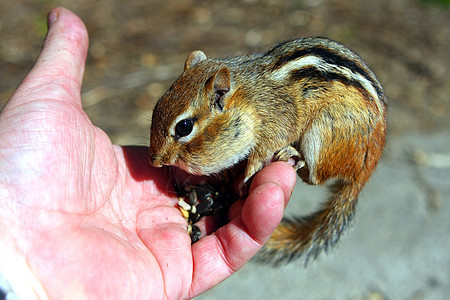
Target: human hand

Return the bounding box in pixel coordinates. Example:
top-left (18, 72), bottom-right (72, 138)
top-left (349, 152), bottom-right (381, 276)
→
top-left (0, 8), bottom-right (296, 299)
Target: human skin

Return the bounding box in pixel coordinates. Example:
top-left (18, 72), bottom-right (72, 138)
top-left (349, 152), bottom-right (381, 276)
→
top-left (0, 7), bottom-right (296, 299)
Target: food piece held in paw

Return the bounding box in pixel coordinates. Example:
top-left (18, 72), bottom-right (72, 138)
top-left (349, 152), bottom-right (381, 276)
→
top-left (190, 186), bottom-right (215, 216)
top-left (175, 181), bottom-right (240, 243)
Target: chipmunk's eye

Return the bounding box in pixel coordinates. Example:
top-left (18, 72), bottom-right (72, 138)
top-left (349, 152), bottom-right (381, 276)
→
top-left (175, 118), bottom-right (195, 139)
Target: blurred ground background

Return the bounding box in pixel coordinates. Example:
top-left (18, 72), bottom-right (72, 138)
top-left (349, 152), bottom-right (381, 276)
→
top-left (1, 0), bottom-right (449, 299)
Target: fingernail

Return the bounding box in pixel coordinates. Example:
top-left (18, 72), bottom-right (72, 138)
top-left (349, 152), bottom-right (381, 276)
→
top-left (47, 11), bottom-right (58, 28)
top-left (286, 158), bottom-right (296, 167)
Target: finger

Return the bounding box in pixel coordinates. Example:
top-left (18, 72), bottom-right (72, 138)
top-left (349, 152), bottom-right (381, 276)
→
top-left (189, 164), bottom-right (296, 297)
top-left (189, 184), bottom-right (284, 296)
top-left (11, 8), bottom-right (89, 107)
top-left (228, 161), bottom-right (297, 220)
top-left (136, 205), bottom-right (193, 299)
top-left (249, 161), bottom-right (297, 206)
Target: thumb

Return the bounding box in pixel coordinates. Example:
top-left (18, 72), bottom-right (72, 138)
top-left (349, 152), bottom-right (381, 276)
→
top-left (10, 7), bottom-right (89, 108)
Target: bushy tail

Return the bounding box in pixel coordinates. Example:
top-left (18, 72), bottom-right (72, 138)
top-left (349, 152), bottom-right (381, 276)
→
top-left (257, 180), bottom-right (361, 265)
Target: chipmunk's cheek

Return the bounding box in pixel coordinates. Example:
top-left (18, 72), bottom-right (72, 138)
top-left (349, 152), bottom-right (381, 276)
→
top-left (174, 156), bottom-right (201, 175)
top-left (174, 157), bottom-right (190, 172)
top-left (176, 152), bottom-right (218, 176)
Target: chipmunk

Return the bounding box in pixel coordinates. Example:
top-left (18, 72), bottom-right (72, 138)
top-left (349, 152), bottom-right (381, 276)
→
top-left (148, 37), bottom-right (388, 264)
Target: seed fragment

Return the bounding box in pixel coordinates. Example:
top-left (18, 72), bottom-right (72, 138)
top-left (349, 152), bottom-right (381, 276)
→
top-left (179, 207), bottom-right (189, 219)
top-left (178, 197), bottom-right (192, 211)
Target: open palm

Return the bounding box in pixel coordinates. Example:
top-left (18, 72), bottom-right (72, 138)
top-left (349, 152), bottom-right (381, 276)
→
top-left (0, 8), bottom-right (296, 299)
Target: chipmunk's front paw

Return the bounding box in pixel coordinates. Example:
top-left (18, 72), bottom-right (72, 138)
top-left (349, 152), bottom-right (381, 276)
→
top-left (238, 180), bottom-right (250, 199)
top-left (274, 145), bottom-right (305, 171)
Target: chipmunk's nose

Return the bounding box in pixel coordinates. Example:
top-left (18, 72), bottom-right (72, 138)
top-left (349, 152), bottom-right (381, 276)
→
top-left (148, 153), bottom-right (163, 168)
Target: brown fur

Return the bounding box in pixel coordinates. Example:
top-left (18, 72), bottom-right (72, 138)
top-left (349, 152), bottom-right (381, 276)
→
top-left (149, 37), bottom-right (387, 264)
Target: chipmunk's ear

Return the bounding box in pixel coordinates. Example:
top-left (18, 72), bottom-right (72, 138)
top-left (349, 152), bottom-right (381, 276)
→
top-left (184, 51), bottom-right (207, 71)
top-left (208, 67), bottom-right (230, 111)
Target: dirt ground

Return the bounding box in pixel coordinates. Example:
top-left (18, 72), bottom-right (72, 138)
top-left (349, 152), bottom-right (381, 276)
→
top-left (1, 0), bottom-right (449, 299)
top-left (1, 0), bottom-right (449, 143)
